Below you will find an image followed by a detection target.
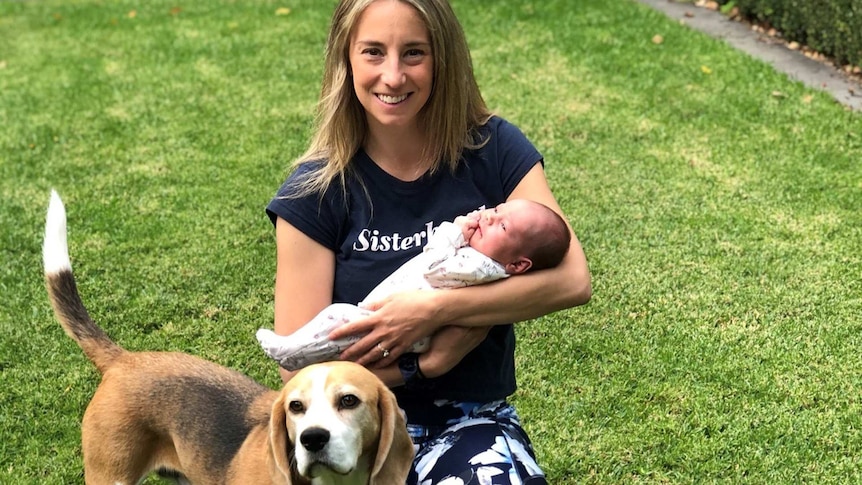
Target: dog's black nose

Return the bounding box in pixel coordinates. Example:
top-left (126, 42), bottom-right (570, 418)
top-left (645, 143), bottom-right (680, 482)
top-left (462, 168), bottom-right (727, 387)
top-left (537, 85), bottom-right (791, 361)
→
top-left (300, 427), bottom-right (330, 452)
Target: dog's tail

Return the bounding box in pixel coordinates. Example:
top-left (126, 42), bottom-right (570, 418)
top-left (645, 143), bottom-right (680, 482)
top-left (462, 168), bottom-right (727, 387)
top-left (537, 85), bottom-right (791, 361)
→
top-left (43, 190), bottom-right (124, 374)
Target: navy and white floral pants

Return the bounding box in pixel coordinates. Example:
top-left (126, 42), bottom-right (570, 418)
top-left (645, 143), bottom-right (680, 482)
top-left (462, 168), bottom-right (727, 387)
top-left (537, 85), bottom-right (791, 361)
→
top-left (406, 400), bottom-right (548, 485)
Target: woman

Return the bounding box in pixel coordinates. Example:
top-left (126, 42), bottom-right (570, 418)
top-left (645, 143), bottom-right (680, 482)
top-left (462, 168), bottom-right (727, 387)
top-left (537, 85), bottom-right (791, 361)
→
top-left (266, 0), bottom-right (591, 482)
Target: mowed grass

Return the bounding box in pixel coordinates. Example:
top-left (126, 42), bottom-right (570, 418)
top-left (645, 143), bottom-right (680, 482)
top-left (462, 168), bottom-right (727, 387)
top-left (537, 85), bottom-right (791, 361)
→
top-left (2, 0), bottom-right (861, 483)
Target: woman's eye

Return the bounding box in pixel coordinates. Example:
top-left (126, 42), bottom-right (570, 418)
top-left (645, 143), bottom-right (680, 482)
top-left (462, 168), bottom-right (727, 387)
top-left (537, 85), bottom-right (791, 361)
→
top-left (363, 48), bottom-right (382, 56)
top-left (403, 49), bottom-right (426, 65)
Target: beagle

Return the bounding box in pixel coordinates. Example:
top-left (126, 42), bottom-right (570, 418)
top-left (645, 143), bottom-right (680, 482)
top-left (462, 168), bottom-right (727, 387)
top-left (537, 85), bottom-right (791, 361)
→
top-left (42, 190), bottom-right (413, 485)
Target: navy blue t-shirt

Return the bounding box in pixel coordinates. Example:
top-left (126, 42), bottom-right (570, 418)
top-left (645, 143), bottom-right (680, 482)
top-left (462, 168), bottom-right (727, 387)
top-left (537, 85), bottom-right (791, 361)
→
top-left (266, 116), bottom-right (542, 422)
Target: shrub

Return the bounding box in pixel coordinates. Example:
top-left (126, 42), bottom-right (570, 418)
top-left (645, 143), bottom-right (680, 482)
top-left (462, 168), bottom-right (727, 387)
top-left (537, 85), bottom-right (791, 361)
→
top-left (717, 0), bottom-right (862, 67)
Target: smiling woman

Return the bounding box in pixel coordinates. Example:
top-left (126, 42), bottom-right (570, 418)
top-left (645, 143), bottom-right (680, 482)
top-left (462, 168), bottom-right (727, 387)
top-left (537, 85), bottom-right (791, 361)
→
top-left (263, 0), bottom-right (591, 483)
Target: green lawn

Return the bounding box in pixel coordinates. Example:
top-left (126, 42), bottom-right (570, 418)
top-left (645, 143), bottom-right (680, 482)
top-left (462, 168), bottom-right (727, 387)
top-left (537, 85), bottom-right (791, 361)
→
top-left (2, 0), bottom-right (861, 483)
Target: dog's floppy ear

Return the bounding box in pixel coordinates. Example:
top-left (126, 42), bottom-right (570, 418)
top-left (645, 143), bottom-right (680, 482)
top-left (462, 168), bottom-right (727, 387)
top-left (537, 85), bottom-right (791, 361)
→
top-left (269, 390), bottom-right (304, 484)
top-left (370, 382), bottom-right (414, 484)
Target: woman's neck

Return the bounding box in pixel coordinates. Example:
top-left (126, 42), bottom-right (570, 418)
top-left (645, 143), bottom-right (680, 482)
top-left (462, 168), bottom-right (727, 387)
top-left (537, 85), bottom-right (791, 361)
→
top-left (364, 125), bottom-right (430, 182)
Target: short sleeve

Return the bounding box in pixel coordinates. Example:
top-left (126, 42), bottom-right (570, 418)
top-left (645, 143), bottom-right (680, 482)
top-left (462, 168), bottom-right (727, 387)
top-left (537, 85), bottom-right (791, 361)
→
top-left (265, 163), bottom-right (347, 251)
top-left (492, 118), bottom-right (544, 197)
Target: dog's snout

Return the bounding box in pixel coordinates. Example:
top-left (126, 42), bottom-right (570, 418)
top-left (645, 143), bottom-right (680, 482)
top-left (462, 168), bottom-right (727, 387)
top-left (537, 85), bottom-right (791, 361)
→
top-left (300, 427), bottom-right (330, 452)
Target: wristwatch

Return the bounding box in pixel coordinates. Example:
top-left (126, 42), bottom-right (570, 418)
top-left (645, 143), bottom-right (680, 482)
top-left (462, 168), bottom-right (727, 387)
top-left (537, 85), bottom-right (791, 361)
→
top-left (398, 353), bottom-right (429, 390)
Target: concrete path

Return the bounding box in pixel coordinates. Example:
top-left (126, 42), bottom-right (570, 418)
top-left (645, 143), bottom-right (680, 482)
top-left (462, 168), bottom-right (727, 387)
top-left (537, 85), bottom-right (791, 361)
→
top-left (637, 0), bottom-right (862, 111)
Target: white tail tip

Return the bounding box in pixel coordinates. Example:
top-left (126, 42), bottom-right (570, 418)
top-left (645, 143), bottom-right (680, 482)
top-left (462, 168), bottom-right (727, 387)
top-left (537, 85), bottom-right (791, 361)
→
top-left (43, 189), bottom-right (71, 274)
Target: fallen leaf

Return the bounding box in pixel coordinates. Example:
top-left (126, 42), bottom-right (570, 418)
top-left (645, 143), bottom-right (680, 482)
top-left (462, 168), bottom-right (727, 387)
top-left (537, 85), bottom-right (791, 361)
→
top-left (652, 34), bottom-right (664, 45)
top-left (275, 7), bottom-right (291, 16)
top-left (0, 60), bottom-right (6, 69)
top-left (771, 91), bottom-right (786, 98)
top-left (684, 11), bottom-right (695, 18)
top-left (170, 6), bottom-right (182, 16)
top-left (701, 65), bottom-right (712, 74)
top-left (128, 10), bottom-right (137, 18)
top-left (802, 94), bottom-right (813, 104)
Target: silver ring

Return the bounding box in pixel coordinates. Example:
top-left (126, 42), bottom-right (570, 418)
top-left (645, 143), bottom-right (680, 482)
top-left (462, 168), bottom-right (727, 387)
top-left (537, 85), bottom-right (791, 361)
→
top-left (377, 343), bottom-right (390, 358)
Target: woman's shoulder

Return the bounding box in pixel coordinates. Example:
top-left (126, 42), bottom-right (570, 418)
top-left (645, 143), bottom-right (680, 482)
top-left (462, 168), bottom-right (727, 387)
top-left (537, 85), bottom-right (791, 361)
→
top-left (462, 115), bottom-right (541, 196)
top-left (479, 115), bottom-right (512, 135)
top-left (277, 159), bottom-right (349, 199)
top-left (288, 158), bottom-right (327, 181)
top-left (475, 115), bottom-right (534, 147)
top-left (472, 115), bottom-right (538, 157)
top-left (269, 160), bottom-right (348, 217)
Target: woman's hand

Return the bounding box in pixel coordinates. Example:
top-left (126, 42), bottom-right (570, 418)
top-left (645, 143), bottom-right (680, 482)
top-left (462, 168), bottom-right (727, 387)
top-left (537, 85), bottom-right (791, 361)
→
top-left (328, 290), bottom-right (445, 368)
top-left (416, 325), bottom-right (491, 378)
top-left (365, 324), bottom-right (490, 387)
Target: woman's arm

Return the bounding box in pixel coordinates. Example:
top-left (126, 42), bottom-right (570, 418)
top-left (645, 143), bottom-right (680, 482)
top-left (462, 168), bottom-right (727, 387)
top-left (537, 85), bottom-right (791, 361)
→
top-left (332, 163), bottom-right (592, 367)
top-left (272, 217), bottom-right (335, 383)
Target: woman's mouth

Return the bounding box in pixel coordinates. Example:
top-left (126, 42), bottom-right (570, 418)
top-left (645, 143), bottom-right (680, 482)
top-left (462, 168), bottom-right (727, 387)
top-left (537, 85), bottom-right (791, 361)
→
top-left (376, 93), bottom-right (409, 104)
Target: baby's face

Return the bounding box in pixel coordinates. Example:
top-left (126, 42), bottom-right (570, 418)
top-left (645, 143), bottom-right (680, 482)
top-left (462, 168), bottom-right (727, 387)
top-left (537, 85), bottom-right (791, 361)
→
top-left (467, 200), bottom-right (535, 264)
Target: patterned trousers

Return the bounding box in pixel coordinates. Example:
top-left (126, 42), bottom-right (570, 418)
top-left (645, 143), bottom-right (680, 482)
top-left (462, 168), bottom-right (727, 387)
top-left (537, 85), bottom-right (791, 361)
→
top-left (406, 400), bottom-right (548, 485)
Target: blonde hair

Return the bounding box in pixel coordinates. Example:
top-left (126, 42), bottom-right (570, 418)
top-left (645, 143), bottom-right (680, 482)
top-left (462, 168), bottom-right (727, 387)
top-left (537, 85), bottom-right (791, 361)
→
top-left (290, 0), bottom-right (492, 197)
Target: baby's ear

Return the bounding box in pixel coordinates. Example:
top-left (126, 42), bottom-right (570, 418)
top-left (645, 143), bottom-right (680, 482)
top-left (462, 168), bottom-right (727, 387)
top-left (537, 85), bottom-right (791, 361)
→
top-left (506, 258), bottom-right (532, 275)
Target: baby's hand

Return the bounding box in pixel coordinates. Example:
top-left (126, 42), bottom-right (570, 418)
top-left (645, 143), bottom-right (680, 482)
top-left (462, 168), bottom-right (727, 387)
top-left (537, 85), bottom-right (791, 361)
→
top-left (455, 212), bottom-right (480, 240)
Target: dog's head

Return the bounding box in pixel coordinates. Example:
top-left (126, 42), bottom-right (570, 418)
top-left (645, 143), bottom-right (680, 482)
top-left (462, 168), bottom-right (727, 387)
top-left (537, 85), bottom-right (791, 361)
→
top-left (269, 361), bottom-right (413, 484)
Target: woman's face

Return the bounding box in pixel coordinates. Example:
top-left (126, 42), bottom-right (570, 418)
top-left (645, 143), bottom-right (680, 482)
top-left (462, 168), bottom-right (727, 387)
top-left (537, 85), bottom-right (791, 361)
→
top-left (348, 0), bottom-right (434, 132)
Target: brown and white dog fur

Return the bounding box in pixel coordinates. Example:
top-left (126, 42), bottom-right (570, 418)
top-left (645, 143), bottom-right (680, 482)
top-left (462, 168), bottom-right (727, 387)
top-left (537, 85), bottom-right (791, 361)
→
top-left (42, 190), bottom-right (414, 485)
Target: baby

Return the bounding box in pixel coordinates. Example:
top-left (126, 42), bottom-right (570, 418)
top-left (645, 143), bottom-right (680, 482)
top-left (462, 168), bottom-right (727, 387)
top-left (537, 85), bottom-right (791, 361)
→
top-left (257, 199), bottom-right (571, 370)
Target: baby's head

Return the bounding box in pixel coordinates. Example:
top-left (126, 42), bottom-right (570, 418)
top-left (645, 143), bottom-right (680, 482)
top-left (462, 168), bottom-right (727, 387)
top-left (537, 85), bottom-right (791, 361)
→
top-left (467, 199), bottom-right (571, 274)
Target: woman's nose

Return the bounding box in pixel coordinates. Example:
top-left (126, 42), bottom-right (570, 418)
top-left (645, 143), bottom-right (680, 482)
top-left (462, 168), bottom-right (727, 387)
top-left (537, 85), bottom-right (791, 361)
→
top-left (382, 59), bottom-right (405, 87)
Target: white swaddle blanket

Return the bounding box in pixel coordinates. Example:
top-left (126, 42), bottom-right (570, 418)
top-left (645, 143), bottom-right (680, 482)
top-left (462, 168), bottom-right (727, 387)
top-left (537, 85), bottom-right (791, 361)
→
top-left (256, 221), bottom-right (508, 370)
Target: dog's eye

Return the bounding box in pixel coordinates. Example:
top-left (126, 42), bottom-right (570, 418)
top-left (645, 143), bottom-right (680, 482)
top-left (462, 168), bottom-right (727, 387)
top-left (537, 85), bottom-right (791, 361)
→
top-left (339, 394), bottom-right (360, 409)
top-left (288, 400), bottom-right (305, 414)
